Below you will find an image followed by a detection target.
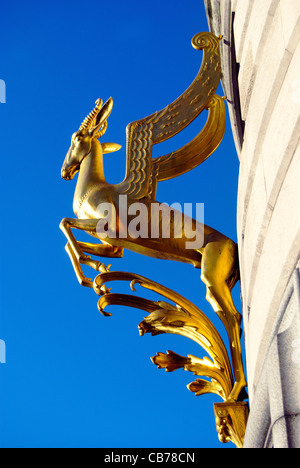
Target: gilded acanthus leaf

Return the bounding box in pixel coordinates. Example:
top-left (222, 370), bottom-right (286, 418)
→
top-left (188, 378), bottom-right (225, 400)
top-left (151, 350), bottom-right (228, 400)
top-left (151, 351), bottom-right (191, 372)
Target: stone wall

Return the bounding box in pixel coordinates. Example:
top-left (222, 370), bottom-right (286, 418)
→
top-left (205, 0), bottom-right (300, 447)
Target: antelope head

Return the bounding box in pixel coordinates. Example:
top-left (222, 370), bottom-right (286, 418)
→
top-left (61, 97), bottom-right (121, 180)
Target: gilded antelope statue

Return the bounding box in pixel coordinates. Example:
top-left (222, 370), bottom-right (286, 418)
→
top-left (60, 32), bottom-right (246, 402)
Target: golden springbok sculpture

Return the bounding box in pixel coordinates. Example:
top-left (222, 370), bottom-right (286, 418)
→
top-left (60, 32), bottom-right (246, 402)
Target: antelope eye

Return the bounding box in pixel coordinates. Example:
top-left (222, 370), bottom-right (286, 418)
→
top-left (73, 134), bottom-right (82, 143)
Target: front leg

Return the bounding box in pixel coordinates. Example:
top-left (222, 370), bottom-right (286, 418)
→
top-left (60, 217), bottom-right (92, 263)
top-left (78, 241), bottom-right (123, 260)
top-left (65, 242), bottom-right (93, 288)
top-left (60, 217), bottom-right (122, 287)
top-left (78, 241), bottom-right (123, 274)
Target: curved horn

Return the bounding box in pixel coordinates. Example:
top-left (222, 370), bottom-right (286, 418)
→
top-left (79, 98), bottom-right (103, 132)
top-left (93, 120), bottom-right (108, 139)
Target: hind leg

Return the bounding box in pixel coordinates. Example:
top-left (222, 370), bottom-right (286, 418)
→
top-left (201, 238), bottom-right (246, 402)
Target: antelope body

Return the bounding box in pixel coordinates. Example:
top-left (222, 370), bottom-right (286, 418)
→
top-left (60, 98), bottom-right (246, 402)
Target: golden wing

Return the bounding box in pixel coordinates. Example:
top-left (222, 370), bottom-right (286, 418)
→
top-left (150, 95), bottom-right (225, 194)
top-left (116, 32), bottom-right (224, 200)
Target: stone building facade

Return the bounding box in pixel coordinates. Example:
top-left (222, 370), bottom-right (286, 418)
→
top-left (204, 0), bottom-right (300, 447)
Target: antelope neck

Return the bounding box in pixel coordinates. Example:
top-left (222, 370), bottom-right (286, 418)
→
top-left (74, 145), bottom-right (106, 207)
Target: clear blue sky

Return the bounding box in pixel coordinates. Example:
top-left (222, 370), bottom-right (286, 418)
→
top-left (0, 0), bottom-right (241, 448)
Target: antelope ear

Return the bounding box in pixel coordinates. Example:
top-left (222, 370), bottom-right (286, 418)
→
top-left (102, 142), bottom-right (122, 154)
top-left (94, 97), bottom-right (113, 127)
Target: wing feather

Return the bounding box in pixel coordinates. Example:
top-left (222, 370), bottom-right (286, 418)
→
top-left (115, 120), bottom-right (154, 198)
